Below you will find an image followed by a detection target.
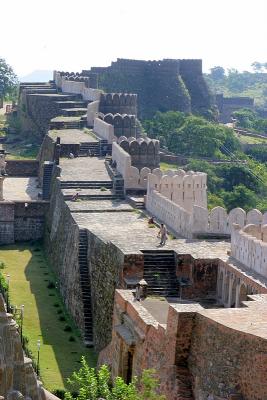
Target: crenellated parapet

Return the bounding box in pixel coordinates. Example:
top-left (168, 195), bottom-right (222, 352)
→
top-left (99, 93), bottom-right (137, 116)
top-left (118, 136), bottom-right (160, 169)
top-left (231, 218), bottom-right (267, 278)
top-left (98, 113), bottom-right (137, 138)
top-left (147, 168), bottom-right (207, 212)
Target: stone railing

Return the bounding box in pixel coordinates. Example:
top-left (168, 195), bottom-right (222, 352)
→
top-left (146, 189), bottom-right (192, 238)
top-left (147, 169), bottom-right (207, 212)
top-left (231, 223), bottom-right (267, 278)
top-left (54, 71), bottom-right (102, 102)
top-left (93, 117), bottom-right (116, 143)
top-left (112, 142), bottom-right (152, 190)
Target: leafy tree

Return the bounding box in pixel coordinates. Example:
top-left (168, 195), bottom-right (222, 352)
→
top-left (251, 62), bottom-right (264, 73)
top-left (0, 58), bottom-right (18, 100)
top-left (221, 184), bottom-right (257, 211)
top-left (64, 356), bottom-right (165, 400)
top-left (210, 66), bottom-right (225, 81)
top-left (143, 111), bottom-right (239, 157)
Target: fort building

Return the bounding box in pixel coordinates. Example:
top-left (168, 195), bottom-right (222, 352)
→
top-left (1, 65), bottom-right (267, 399)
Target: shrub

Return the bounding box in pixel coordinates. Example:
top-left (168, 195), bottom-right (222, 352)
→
top-left (47, 281), bottom-right (55, 289)
top-left (64, 325), bottom-right (72, 332)
top-left (68, 336), bottom-right (75, 342)
top-left (0, 261), bottom-right (5, 269)
top-left (57, 309), bottom-right (63, 314)
top-left (59, 316), bottom-right (66, 322)
top-left (53, 303), bottom-right (60, 308)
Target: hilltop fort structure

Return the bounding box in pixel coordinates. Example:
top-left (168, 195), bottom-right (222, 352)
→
top-left (84, 58), bottom-right (213, 118)
top-left (0, 63), bottom-right (267, 399)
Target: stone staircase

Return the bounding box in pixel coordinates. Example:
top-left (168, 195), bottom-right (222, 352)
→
top-left (142, 250), bottom-right (178, 296)
top-left (42, 161), bottom-right (54, 200)
top-left (79, 142), bottom-right (100, 157)
top-left (60, 180), bottom-right (113, 190)
top-left (61, 108), bottom-right (88, 117)
top-left (49, 117), bottom-right (84, 130)
top-left (78, 229), bottom-right (93, 345)
top-left (55, 100), bottom-right (87, 109)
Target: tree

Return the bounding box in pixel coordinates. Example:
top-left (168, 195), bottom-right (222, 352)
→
top-left (0, 58), bottom-right (18, 100)
top-left (210, 66), bottom-right (225, 81)
top-left (64, 357), bottom-right (165, 400)
top-left (251, 62), bottom-right (264, 73)
top-left (221, 184), bottom-right (257, 211)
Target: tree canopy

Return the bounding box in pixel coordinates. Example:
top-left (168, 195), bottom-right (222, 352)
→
top-left (143, 111), bottom-right (239, 158)
top-left (0, 58), bottom-right (18, 100)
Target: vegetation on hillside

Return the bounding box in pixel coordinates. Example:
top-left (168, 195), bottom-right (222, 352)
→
top-left (232, 108), bottom-right (267, 134)
top-left (143, 111), bottom-right (240, 158)
top-left (0, 57), bottom-right (18, 100)
top-left (65, 356), bottom-right (165, 400)
top-left (205, 64), bottom-right (267, 109)
top-left (144, 111), bottom-right (267, 212)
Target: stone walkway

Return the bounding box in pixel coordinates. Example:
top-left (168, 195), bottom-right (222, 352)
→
top-left (3, 177), bottom-right (40, 200)
top-left (49, 129), bottom-right (97, 144)
top-left (60, 157), bottom-right (112, 182)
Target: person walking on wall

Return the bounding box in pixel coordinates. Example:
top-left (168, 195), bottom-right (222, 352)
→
top-left (157, 223), bottom-right (167, 246)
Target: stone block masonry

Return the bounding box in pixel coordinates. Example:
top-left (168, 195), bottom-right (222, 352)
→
top-left (90, 58), bottom-right (213, 118)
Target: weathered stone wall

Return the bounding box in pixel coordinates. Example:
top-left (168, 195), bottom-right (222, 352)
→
top-left (0, 294), bottom-right (44, 400)
top-left (189, 312), bottom-right (267, 400)
top-left (87, 231), bottom-right (125, 351)
top-left (176, 256), bottom-right (218, 300)
top-left (44, 177), bottom-right (84, 332)
top-left (6, 160), bottom-right (39, 177)
top-left (0, 201), bottom-right (48, 244)
top-left (14, 201), bottom-right (48, 241)
top-left (216, 94), bottom-right (254, 123)
top-left (0, 201), bottom-right (15, 244)
top-left (90, 58), bottom-right (213, 118)
top-left (37, 134), bottom-right (56, 184)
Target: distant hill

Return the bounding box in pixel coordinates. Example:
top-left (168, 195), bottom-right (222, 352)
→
top-left (19, 70), bottom-right (53, 82)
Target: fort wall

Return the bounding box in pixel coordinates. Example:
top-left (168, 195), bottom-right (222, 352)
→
top-left (99, 290), bottom-right (267, 400)
top-left (93, 117), bottom-right (115, 143)
top-left (118, 136), bottom-right (160, 170)
top-left (44, 176), bottom-right (85, 333)
top-left (231, 222), bottom-right (267, 278)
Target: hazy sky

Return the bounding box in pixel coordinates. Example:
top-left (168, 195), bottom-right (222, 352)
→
top-left (1, 0), bottom-right (266, 76)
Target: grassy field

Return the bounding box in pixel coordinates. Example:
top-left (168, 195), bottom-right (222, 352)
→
top-left (0, 243), bottom-right (96, 392)
top-left (160, 162), bottom-right (178, 171)
top-left (237, 133), bottom-right (267, 145)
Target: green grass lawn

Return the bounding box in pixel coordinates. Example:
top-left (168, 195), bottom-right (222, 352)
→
top-left (0, 243), bottom-right (97, 392)
top-left (160, 162), bottom-right (178, 171)
top-left (236, 133), bottom-right (267, 145)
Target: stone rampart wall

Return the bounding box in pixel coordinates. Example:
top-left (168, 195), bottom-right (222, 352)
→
top-left (37, 134), bottom-right (56, 184)
top-left (99, 93), bottom-right (137, 116)
top-left (112, 142), bottom-right (153, 190)
top-left (189, 311), bottom-right (267, 400)
top-left (146, 189), bottom-right (193, 238)
top-left (87, 231), bottom-right (125, 352)
top-left (100, 113), bottom-right (136, 138)
top-left (0, 201), bottom-right (48, 244)
top-left (54, 71), bottom-right (102, 102)
top-left (231, 221), bottom-right (267, 278)
top-left (87, 100), bottom-right (100, 126)
top-left (44, 177), bottom-right (84, 332)
top-left (93, 117), bottom-right (115, 143)
top-left (6, 160), bottom-right (39, 177)
top-left (99, 289), bottom-right (267, 400)
top-left (118, 136), bottom-right (160, 170)
top-left (147, 169), bottom-right (207, 213)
